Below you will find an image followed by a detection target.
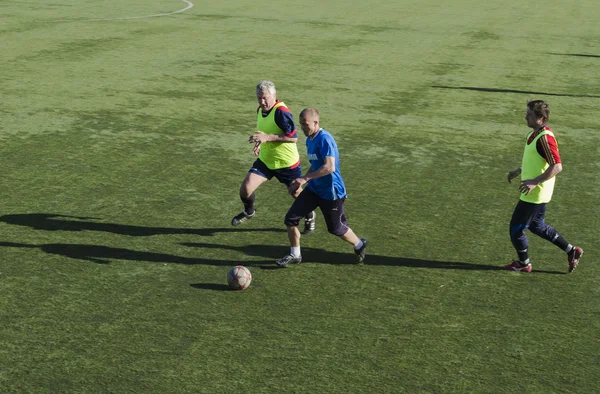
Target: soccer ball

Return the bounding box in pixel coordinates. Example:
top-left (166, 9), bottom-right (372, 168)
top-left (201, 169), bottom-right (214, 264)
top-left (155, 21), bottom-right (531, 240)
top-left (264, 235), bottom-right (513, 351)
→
top-left (227, 266), bottom-right (252, 290)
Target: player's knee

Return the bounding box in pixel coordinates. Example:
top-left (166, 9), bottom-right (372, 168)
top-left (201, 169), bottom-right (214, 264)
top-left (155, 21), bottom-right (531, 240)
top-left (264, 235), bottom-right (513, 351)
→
top-left (510, 227), bottom-right (522, 236)
top-left (240, 175), bottom-right (259, 198)
top-left (284, 213), bottom-right (300, 228)
top-left (510, 230), bottom-right (526, 244)
top-left (528, 222), bottom-right (548, 236)
top-left (528, 226), bottom-right (541, 236)
top-left (509, 224), bottom-right (526, 239)
top-left (331, 229), bottom-right (346, 236)
top-left (240, 181), bottom-right (256, 198)
top-left (327, 223), bottom-right (346, 236)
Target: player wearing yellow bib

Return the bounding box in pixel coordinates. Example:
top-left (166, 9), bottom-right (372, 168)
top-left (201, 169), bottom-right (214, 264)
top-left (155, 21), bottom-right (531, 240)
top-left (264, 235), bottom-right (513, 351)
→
top-left (505, 100), bottom-right (583, 273)
top-left (232, 80), bottom-right (315, 233)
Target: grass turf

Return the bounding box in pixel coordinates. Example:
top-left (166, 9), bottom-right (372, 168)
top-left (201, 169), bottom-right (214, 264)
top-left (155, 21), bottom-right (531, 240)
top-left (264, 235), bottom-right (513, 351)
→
top-left (1, 0), bottom-right (599, 392)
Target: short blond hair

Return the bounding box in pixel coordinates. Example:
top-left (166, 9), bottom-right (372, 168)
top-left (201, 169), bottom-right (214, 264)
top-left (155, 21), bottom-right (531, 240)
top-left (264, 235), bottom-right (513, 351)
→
top-left (300, 107), bottom-right (320, 120)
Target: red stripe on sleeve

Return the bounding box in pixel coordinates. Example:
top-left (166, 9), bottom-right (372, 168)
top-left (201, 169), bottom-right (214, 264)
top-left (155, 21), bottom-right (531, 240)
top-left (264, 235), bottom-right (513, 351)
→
top-left (537, 134), bottom-right (561, 164)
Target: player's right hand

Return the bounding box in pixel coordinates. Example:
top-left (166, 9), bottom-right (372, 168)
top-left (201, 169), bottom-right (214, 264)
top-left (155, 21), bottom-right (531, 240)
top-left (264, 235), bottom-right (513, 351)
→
top-left (252, 142), bottom-right (261, 155)
top-left (288, 181), bottom-right (300, 197)
top-left (507, 169), bottom-right (520, 183)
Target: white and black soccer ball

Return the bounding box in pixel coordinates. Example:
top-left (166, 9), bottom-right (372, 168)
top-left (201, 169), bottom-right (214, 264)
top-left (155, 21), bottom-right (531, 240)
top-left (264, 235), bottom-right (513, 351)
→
top-left (227, 266), bottom-right (252, 290)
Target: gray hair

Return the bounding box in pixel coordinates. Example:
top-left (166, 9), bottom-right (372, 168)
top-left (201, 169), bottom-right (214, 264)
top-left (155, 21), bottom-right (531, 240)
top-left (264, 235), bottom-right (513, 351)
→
top-left (256, 80), bottom-right (276, 95)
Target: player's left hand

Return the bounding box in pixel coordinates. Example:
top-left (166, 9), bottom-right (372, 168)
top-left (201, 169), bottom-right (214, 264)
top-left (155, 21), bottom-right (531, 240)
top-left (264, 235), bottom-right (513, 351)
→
top-left (249, 131), bottom-right (269, 144)
top-left (519, 179), bottom-right (538, 194)
top-left (252, 142), bottom-right (261, 155)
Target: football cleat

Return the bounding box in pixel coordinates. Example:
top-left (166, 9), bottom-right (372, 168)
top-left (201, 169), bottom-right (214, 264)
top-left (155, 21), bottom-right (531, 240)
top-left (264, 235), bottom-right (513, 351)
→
top-left (302, 216), bottom-right (316, 235)
top-left (275, 254), bottom-right (302, 267)
top-left (503, 260), bottom-right (532, 272)
top-left (231, 211), bottom-right (255, 226)
top-left (567, 246), bottom-right (583, 273)
top-left (355, 238), bottom-right (368, 264)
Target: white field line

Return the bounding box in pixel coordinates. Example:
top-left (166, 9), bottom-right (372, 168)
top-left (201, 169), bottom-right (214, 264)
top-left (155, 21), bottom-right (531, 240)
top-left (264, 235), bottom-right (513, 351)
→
top-left (79, 0), bottom-right (194, 22)
top-left (0, 1), bottom-right (194, 23)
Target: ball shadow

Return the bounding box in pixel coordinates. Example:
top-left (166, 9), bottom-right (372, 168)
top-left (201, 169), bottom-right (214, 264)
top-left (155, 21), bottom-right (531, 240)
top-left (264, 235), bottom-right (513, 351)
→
top-left (190, 283), bottom-right (231, 291)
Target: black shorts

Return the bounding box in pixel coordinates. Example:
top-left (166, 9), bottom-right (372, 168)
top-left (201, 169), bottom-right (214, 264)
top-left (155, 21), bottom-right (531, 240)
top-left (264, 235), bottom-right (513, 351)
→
top-left (249, 159), bottom-right (302, 186)
top-left (285, 188), bottom-right (349, 236)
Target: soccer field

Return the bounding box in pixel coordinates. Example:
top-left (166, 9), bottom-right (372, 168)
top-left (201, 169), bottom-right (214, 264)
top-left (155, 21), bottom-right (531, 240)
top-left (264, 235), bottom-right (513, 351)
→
top-left (1, 0), bottom-right (599, 392)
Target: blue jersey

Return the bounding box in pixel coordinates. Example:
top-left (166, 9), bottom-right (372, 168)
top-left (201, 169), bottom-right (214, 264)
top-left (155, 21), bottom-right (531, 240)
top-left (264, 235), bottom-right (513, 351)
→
top-left (306, 129), bottom-right (346, 200)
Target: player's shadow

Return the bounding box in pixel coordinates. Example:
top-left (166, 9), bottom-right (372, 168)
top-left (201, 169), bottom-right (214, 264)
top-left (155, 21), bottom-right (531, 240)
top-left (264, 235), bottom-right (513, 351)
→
top-left (182, 242), bottom-right (497, 270)
top-left (547, 52), bottom-right (600, 59)
top-left (181, 242), bottom-right (564, 274)
top-left (0, 241), bottom-right (250, 266)
top-left (0, 241), bottom-right (262, 291)
top-left (0, 240), bottom-right (564, 274)
top-left (431, 85), bottom-right (600, 99)
top-left (0, 213), bottom-right (284, 236)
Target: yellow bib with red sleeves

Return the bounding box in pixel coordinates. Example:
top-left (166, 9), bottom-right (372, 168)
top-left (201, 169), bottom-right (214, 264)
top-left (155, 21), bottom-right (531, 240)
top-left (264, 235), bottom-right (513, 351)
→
top-left (256, 102), bottom-right (299, 170)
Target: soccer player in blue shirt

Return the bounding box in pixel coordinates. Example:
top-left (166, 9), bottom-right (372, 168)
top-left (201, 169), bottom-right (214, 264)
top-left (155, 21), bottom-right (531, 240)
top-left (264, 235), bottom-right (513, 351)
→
top-left (276, 107), bottom-right (367, 267)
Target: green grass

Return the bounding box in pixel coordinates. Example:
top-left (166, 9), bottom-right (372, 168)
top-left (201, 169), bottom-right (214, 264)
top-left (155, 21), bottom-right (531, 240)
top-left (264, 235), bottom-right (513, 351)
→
top-left (1, 0), bottom-right (599, 392)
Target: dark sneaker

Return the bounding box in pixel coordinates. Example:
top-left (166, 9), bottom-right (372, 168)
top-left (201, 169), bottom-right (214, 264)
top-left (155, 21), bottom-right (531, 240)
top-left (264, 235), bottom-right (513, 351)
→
top-left (276, 254), bottom-right (302, 267)
top-left (302, 216), bottom-right (316, 235)
top-left (354, 238), bottom-right (367, 264)
top-left (503, 260), bottom-right (532, 272)
top-left (231, 211), bottom-right (255, 226)
top-left (567, 246), bottom-right (583, 273)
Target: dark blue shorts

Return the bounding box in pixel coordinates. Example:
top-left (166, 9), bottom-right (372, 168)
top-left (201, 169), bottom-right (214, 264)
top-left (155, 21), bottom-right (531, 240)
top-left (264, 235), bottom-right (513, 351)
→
top-left (249, 159), bottom-right (302, 186)
top-left (509, 200), bottom-right (547, 239)
top-left (285, 187), bottom-right (349, 236)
